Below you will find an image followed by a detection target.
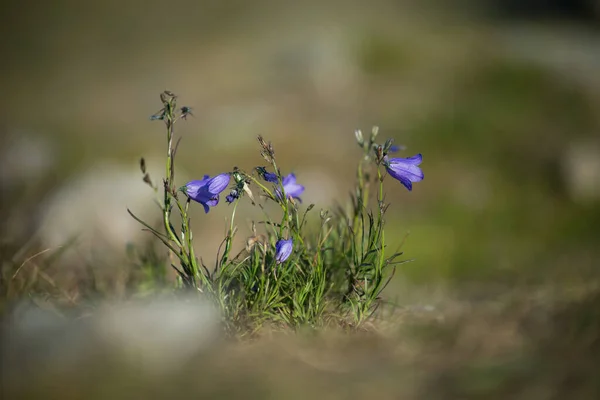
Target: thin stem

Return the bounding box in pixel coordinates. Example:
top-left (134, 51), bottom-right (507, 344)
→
top-left (163, 101), bottom-right (183, 248)
top-left (272, 159), bottom-right (291, 238)
top-left (175, 197), bottom-right (198, 287)
top-left (245, 174), bottom-right (279, 206)
top-left (376, 166), bottom-right (385, 229)
top-left (220, 199), bottom-right (239, 268)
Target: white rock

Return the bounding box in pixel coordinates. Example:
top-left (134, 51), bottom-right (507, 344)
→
top-left (1, 297), bottom-right (220, 381)
top-left (37, 158), bottom-right (180, 264)
top-left (93, 297), bottom-right (220, 374)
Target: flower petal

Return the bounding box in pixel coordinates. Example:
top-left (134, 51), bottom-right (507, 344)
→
top-left (282, 173), bottom-right (296, 186)
top-left (286, 183), bottom-right (305, 200)
top-left (388, 154), bottom-right (422, 165)
top-left (205, 195), bottom-right (219, 207)
top-left (186, 188), bottom-right (212, 204)
top-left (264, 172), bottom-right (278, 183)
top-left (387, 168), bottom-right (413, 191)
top-left (184, 176), bottom-right (208, 196)
top-left (207, 173), bottom-right (230, 194)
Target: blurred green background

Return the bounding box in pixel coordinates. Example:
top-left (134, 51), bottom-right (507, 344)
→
top-left (1, 0), bottom-right (599, 296)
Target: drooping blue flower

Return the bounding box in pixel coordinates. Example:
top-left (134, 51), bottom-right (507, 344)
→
top-left (275, 239), bottom-right (293, 264)
top-left (256, 167), bottom-right (278, 183)
top-left (183, 173), bottom-right (230, 213)
top-left (225, 189), bottom-right (239, 204)
top-left (276, 173), bottom-right (305, 203)
top-left (384, 154), bottom-right (424, 191)
top-left (264, 172), bottom-right (278, 183)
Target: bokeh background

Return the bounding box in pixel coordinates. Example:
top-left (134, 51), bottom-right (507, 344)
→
top-left (2, 0), bottom-right (599, 291)
top-left (2, 1), bottom-right (600, 397)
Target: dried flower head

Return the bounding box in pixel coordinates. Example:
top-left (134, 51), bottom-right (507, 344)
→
top-left (257, 135), bottom-right (275, 163)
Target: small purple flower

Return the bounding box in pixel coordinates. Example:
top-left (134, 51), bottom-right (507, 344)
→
top-left (384, 154), bottom-right (424, 191)
top-left (183, 173), bottom-right (230, 213)
top-left (264, 172), bottom-right (278, 183)
top-left (225, 189), bottom-right (239, 204)
top-left (276, 173), bottom-right (305, 202)
top-left (257, 167), bottom-right (278, 183)
top-left (275, 239), bottom-right (293, 264)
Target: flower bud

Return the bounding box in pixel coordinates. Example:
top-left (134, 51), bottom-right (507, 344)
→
top-left (354, 129), bottom-right (364, 147)
top-left (275, 239), bottom-right (293, 264)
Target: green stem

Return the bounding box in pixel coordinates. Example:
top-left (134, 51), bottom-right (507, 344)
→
top-left (272, 159), bottom-right (291, 239)
top-left (246, 175), bottom-right (279, 206)
top-left (377, 167), bottom-right (384, 224)
top-left (163, 102), bottom-right (183, 249)
top-left (292, 208), bottom-right (305, 247)
top-left (220, 199), bottom-right (239, 268)
top-left (175, 198), bottom-right (199, 287)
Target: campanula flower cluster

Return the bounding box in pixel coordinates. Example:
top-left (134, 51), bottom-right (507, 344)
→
top-left (134, 92), bottom-right (427, 327)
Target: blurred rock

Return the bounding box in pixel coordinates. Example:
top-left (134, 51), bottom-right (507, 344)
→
top-left (1, 296), bottom-right (220, 387)
top-left (37, 158), bottom-right (182, 265)
top-left (94, 297), bottom-right (220, 373)
top-left (562, 140), bottom-right (600, 202)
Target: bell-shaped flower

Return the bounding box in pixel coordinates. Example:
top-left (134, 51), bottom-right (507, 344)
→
top-left (384, 154), bottom-right (424, 191)
top-left (263, 171), bottom-right (278, 183)
top-left (225, 189), bottom-right (239, 204)
top-left (275, 239), bottom-right (293, 264)
top-left (183, 173), bottom-right (230, 213)
top-left (256, 167), bottom-right (278, 183)
top-left (276, 173), bottom-right (305, 203)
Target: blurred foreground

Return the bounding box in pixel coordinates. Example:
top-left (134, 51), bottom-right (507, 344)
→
top-left (2, 287), bottom-right (600, 399)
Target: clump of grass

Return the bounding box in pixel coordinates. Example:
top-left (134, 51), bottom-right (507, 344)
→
top-left (128, 91), bottom-right (424, 333)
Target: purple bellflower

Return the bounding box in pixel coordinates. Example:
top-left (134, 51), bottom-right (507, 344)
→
top-left (263, 171), bottom-right (278, 183)
top-left (275, 239), bottom-right (293, 264)
top-left (183, 173), bottom-right (230, 213)
top-left (256, 167), bottom-right (278, 183)
top-left (225, 189), bottom-right (239, 204)
top-left (384, 154), bottom-right (424, 191)
top-left (276, 173), bottom-right (305, 203)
